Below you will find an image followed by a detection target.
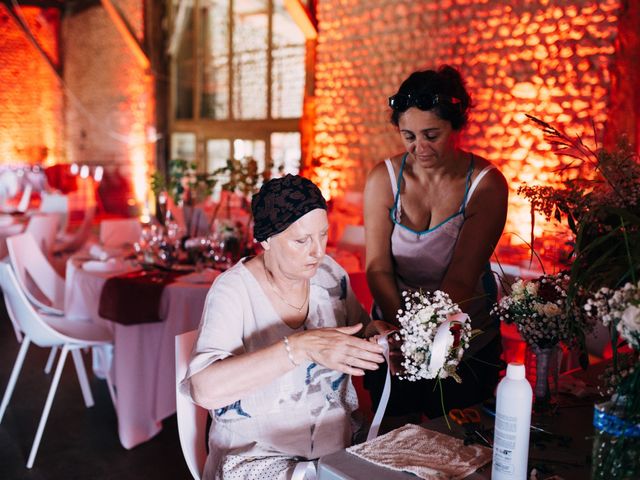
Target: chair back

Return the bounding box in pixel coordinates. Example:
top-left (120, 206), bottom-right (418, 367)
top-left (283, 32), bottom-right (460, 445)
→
top-left (7, 232), bottom-right (65, 313)
top-left (99, 218), bottom-right (142, 247)
top-left (25, 213), bottom-right (60, 254)
top-left (40, 192), bottom-right (69, 232)
top-left (175, 330), bottom-right (208, 480)
top-left (16, 184), bottom-right (32, 213)
top-left (53, 205), bottom-right (96, 254)
top-left (338, 224), bottom-right (365, 246)
top-left (337, 225), bottom-right (366, 270)
top-left (0, 263), bottom-right (66, 347)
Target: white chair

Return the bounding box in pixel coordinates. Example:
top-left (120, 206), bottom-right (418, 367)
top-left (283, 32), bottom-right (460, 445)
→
top-left (7, 232), bottom-right (65, 316)
top-left (25, 213), bottom-right (60, 255)
top-left (175, 330), bottom-right (208, 480)
top-left (39, 191), bottom-right (69, 233)
top-left (99, 218), bottom-right (142, 247)
top-left (53, 204), bottom-right (96, 254)
top-left (0, 262), bottom-right (115, 468)
top-left (16, 184), bottom-right (32, 213)
top-left (2, 286), bottom-right (23, 343)
top-left (336, 224), bottom-right (366, 270)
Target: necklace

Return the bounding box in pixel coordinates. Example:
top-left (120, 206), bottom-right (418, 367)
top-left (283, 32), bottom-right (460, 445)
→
top-left (262, 255), bottom-right (310, 312)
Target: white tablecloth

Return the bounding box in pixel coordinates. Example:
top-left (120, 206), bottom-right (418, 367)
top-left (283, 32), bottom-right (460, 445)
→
top-left (65, 258), bottom-right (211, 449)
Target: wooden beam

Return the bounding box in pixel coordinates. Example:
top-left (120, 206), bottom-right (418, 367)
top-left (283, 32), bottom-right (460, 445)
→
top-left (99, 0), bottom-right (150, 70)
top-left (5, 4), bottom-right (62, 77)
top-left (284, 0), bottom-right (317, 40)
top-left (0, 0), bottom-right (64, 9)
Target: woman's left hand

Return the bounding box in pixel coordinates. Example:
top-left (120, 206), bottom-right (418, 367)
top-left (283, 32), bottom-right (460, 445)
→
top-left (366, 320), bottom-right (406, 375)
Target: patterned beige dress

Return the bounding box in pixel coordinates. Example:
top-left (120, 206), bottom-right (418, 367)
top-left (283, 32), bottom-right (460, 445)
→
top-left (180, 255), bottom-right (370, 479)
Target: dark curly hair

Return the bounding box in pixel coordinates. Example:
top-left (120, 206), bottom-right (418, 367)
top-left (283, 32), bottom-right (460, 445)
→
top-left (389, 65), bottom-right (472, 130)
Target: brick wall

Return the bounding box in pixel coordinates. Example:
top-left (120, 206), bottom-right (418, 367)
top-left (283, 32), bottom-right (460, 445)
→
top-left (63, 0), bottom-right (152, 215)
top-left (0, 5), bottom-right (63, 165)
top-left (309, 0), bottom-right (632, 258)
top-left (0, 1), bottom-right (152, 216)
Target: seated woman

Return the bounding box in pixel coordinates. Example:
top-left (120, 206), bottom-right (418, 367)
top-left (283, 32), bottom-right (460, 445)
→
top-left (180, 174), bottom-right (385, 480)
top-left (363, 65), bottom-right (509, 426)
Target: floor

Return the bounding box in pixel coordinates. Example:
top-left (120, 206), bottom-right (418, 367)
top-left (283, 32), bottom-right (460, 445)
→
top-left (0, 299), bottom-right (192, 480)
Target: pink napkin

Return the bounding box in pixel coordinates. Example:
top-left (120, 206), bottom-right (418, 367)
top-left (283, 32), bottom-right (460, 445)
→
top-left (347, 424), bottom-right (492, 480)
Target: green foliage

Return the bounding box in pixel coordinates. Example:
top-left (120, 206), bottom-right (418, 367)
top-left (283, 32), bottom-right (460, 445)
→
top-left (519, 116), bottom-right (640, 293)
top-left (214, 157), bottom-right (262, 198)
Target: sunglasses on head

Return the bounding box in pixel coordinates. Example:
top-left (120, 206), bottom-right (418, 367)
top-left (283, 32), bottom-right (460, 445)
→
top-left (388, 93), bottom-right (461, 112)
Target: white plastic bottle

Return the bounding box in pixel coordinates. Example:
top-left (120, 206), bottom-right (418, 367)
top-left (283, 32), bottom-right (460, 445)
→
top-left (491, 362), bottom-right (533, 480)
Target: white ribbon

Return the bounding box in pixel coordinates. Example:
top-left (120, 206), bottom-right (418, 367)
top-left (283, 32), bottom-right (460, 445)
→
top-left (366, 333), bottom-right (392, 441)
top-left (291, 460), bottom-right (316, 480)
top-left (427, 319), bottom-right (452, 377)
top-left (367, 314), bottom-right (468, 440)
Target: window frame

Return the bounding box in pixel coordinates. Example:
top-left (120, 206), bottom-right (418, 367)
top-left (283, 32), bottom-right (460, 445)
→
top-left (168, 0), bottom-right (305, 173)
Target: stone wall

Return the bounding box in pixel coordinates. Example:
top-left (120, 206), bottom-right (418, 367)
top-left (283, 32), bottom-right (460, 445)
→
top-left (309, 0), bottom-right (630, 255)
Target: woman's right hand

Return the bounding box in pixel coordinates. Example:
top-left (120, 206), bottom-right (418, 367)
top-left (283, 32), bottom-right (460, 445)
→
top-left (288, 324), bottom-right (386, 376)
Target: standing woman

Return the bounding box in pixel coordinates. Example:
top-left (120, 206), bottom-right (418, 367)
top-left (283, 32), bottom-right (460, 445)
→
top-left (363, 66), bottom-right (509, 426)
top-left (181, 174), bottom-right (385, 479)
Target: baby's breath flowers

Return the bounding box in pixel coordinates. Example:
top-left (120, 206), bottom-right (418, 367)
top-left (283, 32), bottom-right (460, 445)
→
top-left (491, 273), bottom-right (593, 348)
top-left (397, 290), bottom-right (473, 382)
top-left (584, 281), bottom-right (640, 351)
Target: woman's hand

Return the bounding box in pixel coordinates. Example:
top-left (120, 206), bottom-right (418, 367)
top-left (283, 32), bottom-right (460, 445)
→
top-left (366, 320), bottom-right (405, 376)
top-left (289, 324), bottom-right (385, 376)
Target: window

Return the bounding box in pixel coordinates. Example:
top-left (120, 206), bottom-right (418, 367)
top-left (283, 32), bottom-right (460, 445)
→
top-left (169, 0), bottom-right (307, 187)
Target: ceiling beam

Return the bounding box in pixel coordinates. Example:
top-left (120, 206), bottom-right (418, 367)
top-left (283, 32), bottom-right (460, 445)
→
top-left (0, 0), bottom-right (65, 8)
top-left (100, 0), bottom-right (150, 70)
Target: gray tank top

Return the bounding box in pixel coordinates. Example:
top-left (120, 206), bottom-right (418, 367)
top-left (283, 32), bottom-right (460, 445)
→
top-left (386, 153), bottom-right (499, 345)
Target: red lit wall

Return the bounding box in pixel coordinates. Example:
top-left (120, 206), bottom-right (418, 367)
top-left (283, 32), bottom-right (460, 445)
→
top-left (309, 0), bottom-right (637, 266)
top-left (0, 1), bottom-right (153, 216)
top-left (0, 5), bottom-right (63, 165)
top-left (63, 1), bottom-right (153, 216)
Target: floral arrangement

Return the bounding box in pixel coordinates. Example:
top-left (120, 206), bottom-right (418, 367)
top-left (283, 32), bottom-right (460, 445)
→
top-left (491, 273), bottom-right (593, 348)
top-left (585, 281), bottom-right (640, 352)
top-left (584, 281), bottom-right (640, 478)
top-left (518, 115), bottom-right (640, 294)
top-left (519, 116), bottom-right (640, 477)
top-left (397, 290), bottom-right (473, 383)
top-left (151, 158), bottom-right (218, 206)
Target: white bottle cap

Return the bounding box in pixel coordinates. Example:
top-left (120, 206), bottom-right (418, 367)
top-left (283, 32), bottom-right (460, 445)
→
top-left (506, 362), bottom-right (526, 380)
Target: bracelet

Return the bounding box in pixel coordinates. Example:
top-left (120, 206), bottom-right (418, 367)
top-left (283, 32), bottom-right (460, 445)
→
top-left (283, 336), bottom-right (299, 367)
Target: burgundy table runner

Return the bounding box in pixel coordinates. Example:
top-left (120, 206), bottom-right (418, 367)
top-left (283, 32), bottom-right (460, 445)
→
top-left (98, 269), bottom-right (183, 325)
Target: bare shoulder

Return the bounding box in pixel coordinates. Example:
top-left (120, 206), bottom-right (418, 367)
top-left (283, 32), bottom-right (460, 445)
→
top-left (364, 155), bottom-right (402, 207)
top-left (471, 153), bottom-right (508, 195)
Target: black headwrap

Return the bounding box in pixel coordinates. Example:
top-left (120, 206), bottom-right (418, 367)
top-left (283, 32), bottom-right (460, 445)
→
top-left (251, 174), bottom-right (327, 242)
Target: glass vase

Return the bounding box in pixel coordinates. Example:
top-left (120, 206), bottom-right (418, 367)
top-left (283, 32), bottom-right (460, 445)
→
top-left (527, 344), bottom-right (560, 413)
top-left (592, 398), bottom-right (640, 479)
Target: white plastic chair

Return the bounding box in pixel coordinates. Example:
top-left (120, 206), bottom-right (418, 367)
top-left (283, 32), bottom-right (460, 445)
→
top-left (7, 232), bottom-right (65, 316)
top-left (337, 224), bottom-right (366, 270)
top-left (175, 330), bottom-right (208, 480)
top-left (0, 262), bottom-right (115, 468)
top-left (16, 184), bottom-right (32, 213)
top-left (39, 191), bottom-right (69, 233)
top-left (8, 231), bottom-right (67, 374)
top-left (99, 218), bottom-right (142, 247)
top-left (25, 213), bottom-right (60, 255)
top-left (53, 205), bottom-right (96, 254)
top-left (2, 287), bottom-right (23, 343)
